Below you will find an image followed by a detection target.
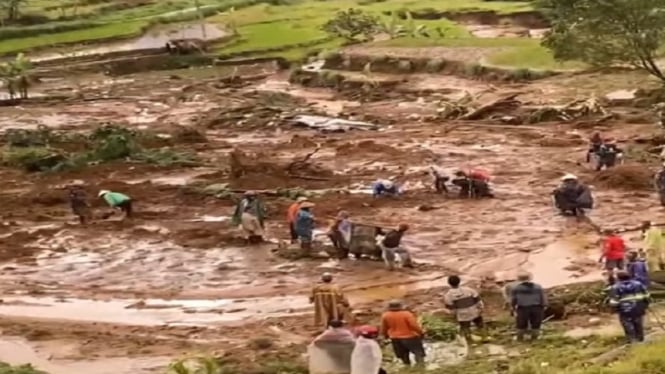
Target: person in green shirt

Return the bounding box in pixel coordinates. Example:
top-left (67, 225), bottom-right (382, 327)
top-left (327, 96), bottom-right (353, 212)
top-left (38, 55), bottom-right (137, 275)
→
top-left (98, 190), bottom-right (133, 219)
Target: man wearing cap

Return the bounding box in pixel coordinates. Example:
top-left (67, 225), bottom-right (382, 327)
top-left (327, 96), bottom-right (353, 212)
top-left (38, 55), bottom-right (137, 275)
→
top-left (642, 221), bottom-right (665, 271)
top-left (378, 223), bottom-right (413, 270)
top-left (608, 270), bottom-right (651, 343)
top-left (510, 271), bottom-right (547, 341)
top-left (295, 201), bottom-right (316, 252)
top-left (380, 300), bottom-right (425, 367)
top-left (552, 174), bottom-right (593, 217)
top-left (351, 325), bottom-right (384, 374)
top-left (98, 190), bottom-right (133, 219)
top-left (287, 197), bottom-right (307, 244)
top-left (232, 191), bottom-right (266, 244)
top-left (310, 273), bottom-right (350, 330)
top-left (372, 179), bottom-right (401, 198)
top-left (655, 163), bottom-right (665, 206)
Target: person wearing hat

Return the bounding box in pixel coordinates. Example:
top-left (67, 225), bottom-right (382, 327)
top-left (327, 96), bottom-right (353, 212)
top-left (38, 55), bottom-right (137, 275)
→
top-left (595, 138), bottom-right (623, 171)
top-left (98, 190), bottom-right (132, 219)
top-left (287, 196), bottom-right (308, 244)
top-left (608, 270), bottom-right (651, 343)
top-left (654, 163), bottom-right (665, 206)
top-left (377, 223), bottom-right (412, 270)
top-left (510, 271), bottom-right (547, 341)
top-left (380, 300), bottom-right (425, 367)
top-left (552, 173), bottom-right (593, 217)
top-left (351, 325), bottom-right (384, 374)
top-left (599, 229), bottom-right (626, 285)
top-left (310, 273), bottom-right (350, 330)
top-left (295, 201), bottom-right (316, 252)
top-left (641, 221), bottom-right (665, 271)
top-left (372, 179), bottom-right (401, 198)
top-left (328, 210), bottom-right (352, 259)
top-left (231, 191), bottom-right (266, 244)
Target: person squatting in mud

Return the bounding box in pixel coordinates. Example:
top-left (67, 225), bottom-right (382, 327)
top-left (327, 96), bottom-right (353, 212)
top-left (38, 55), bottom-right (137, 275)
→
top-left (608, 270), bottom-right (651, 344)
top-left (372, 179), bottom-right (401, 198)
top-left (232, 190), bottom-right (266, 244)
top-left (310, 273), bottom-right (351, 330)
top-left (98, 189), bottom-right (133, 219)
top-left (552, 174), bottom-right (593, 217)
top-left (377, 223), bottom-right (413, 270)
top-left (68, 185), bottom-right (91, 225)
top-left (451, 169), bottom-right (494, 198)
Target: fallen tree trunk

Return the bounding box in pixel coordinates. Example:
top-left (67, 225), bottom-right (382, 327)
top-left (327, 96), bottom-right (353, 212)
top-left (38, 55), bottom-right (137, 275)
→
top-left (459, 93), bottom-right (521, 120)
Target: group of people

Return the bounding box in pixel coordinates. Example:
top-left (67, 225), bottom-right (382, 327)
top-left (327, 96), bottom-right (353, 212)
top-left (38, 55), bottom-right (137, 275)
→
top-left (68, 186), bottom-right (134, 224)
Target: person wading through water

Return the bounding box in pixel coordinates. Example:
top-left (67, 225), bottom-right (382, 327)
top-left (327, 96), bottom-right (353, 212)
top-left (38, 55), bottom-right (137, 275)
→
top-left (552, 174), bottom-right (593, 218)
top-left (310, 273), bottom-right (351, 330)
top-left (232, 190), bottom-right (266, 244)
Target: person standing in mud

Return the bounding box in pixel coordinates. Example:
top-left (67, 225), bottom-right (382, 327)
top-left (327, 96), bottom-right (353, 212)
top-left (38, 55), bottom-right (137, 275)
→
top-left (608, 270), bottom-right (650, 344)
top-left (626, 251), bottom-right (650, 288)
top-left (510, 271), bottom-right (547, 341)
top-left (287, 196), bottom-right (307, 244)
top-left (69, 186), bottom-right (91, 225)
top-left (380, 300), bottom-right (425, 367)
top-left (599, 229), bottom-right (626, 285)
top-left (328, 211), bottom-right (352, 259)
top-left (98, 190), bottom-right (133, 219)
top-left (444, 275), bottom-right (487, 343)
top-left (377, 223), bottom-right (413, 270)
top-left (594, 138), bottom-right (623, 171)
top-left (641, 221), bottom-right (665, 271)
top-left (654, 164), bottom-right (665, 207)
top-left (430, 166), bottom-right (449, 194)
top-left (310, 273), bottom-right (350, 330)
top-left (232, 191), bottom-right (266, 244)
top-left (586, 132), bottom-right (603, 164)
top-left (295, 201), bottom-right (316, 252)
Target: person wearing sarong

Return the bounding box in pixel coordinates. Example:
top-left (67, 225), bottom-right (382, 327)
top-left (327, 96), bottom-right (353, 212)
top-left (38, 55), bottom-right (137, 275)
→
top-left (642, 221), bottom-right (665, 271)
top-left (310, 273), bottom-right (350, 330)
top-left (231, 191), bottom-right (266, 244)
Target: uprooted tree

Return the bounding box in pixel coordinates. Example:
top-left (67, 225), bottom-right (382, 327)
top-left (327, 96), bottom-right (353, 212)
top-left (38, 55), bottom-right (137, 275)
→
top-left (538, 0), bottom-right (665, 82)
top-left (321, 8), bottom-right (381, 43)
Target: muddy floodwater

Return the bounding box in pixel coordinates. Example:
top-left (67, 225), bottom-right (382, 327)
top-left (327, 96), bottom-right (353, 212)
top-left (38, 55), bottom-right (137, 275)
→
top-left (0, 49), bottom-right (659, 372)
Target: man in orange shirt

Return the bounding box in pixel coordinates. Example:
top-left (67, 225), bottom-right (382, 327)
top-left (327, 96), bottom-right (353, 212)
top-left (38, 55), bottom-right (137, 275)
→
top-left (287, 197), bottom-right (307, 243)
top-left (380, 300), bottom-right (425, 367)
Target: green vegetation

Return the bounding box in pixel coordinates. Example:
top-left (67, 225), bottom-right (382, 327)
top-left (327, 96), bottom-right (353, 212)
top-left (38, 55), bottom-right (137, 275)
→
top-left (0, 124), bottom-right (198, 172)
top-left (420, 314), bottom-right (458, 341)
top-left (0, 53), bottom-right (31, 99)
top-left (0, 362), bottom-right (45, 374)
top-left (539, 0), bottom-right (665, 81)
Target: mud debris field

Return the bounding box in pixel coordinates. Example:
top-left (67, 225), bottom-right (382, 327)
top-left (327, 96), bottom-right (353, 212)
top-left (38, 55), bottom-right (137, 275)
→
top-left (0, 57), bottom-right (664, 373)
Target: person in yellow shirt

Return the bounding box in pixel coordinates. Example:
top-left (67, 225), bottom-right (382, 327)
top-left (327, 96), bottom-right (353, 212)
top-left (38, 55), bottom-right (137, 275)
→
top-left (642, 221), bottom-right (665, 271)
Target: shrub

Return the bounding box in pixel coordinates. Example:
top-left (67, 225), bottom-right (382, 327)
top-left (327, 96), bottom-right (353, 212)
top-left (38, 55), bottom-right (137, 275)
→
top-left (464, 63), bottom-right (487, 77)
top-left (0, 362), bottom-right (47, 374)
top-left (425, 58), bottom-right (445, 73)
top-left (397, 60), bottom-right (412, 73)
top-left (1, 147), bottom-right (66, 172)
top-left (420, 314), bottom-right (457, 341)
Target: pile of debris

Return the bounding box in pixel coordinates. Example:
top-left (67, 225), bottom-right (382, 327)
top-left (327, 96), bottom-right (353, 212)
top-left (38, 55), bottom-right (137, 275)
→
top-left (229, 148), bottom-right (334, 183)
top-left (593, 164), bottom-right (654, 190)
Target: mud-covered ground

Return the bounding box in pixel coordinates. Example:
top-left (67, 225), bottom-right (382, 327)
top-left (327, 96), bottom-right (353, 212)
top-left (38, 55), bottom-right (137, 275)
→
top-left (0, 61), bottom-right (663, 372)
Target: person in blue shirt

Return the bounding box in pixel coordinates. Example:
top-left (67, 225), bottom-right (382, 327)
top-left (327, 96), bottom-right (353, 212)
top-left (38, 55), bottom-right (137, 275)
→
top-left (295, 201), bottom-right (315, 252)
top-left (608, 270), bottom-right (651, 343)
top-left (372, 179), bottom-right (401, 198)
top-left (626, 251), bottom-right (650, 288)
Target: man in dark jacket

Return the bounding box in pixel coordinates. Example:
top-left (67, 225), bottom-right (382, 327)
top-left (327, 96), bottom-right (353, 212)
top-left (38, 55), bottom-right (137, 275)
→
top-left (609, 270), bottom-right (650, 343)
top-left (595, 139), bottom-right (623, 171)
top-left (451, 171), bottom-right (493, 199)
top-left (511, 271), bottom-right (547, 341)
top-left (378, 224), bottom-right (412, 270)
top-left (552, 174), bottom-right (593, 217)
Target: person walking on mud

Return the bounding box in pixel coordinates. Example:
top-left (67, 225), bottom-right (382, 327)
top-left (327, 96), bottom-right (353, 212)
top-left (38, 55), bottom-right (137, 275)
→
top-left (511, 271), bottom-right (547, 341)
top-left (69, 185), bottom-right (91, 225)
top-left (232, 191), bottom-right (266, 244)
top-left (310, 273), bottom-right (351, 330)
top-left (287, 196), bottom-right (307, 244)
top-left (295, 201), bottom-right (316, 253)
top-left (378, 224), bottom-right (413, 270)
top-left (642, 221), bottom-right (665, 271)
top-left (98, 190), bottom-right (133, 220)
top-left (380, 300), bottom-right (425, 367)
top-left (444, 275), bottom-right (487, 343)
top-left (599, 229), bottom-right (626, 285)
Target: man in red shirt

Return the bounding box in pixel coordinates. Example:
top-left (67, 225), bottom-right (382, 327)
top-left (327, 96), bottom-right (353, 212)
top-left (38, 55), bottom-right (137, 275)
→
top-left (600, 229), bottom-right (626, 284)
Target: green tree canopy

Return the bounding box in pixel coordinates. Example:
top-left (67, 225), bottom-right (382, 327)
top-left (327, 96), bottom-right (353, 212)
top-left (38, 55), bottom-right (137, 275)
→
top-left (538, 0), bottom-right (665, 81)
